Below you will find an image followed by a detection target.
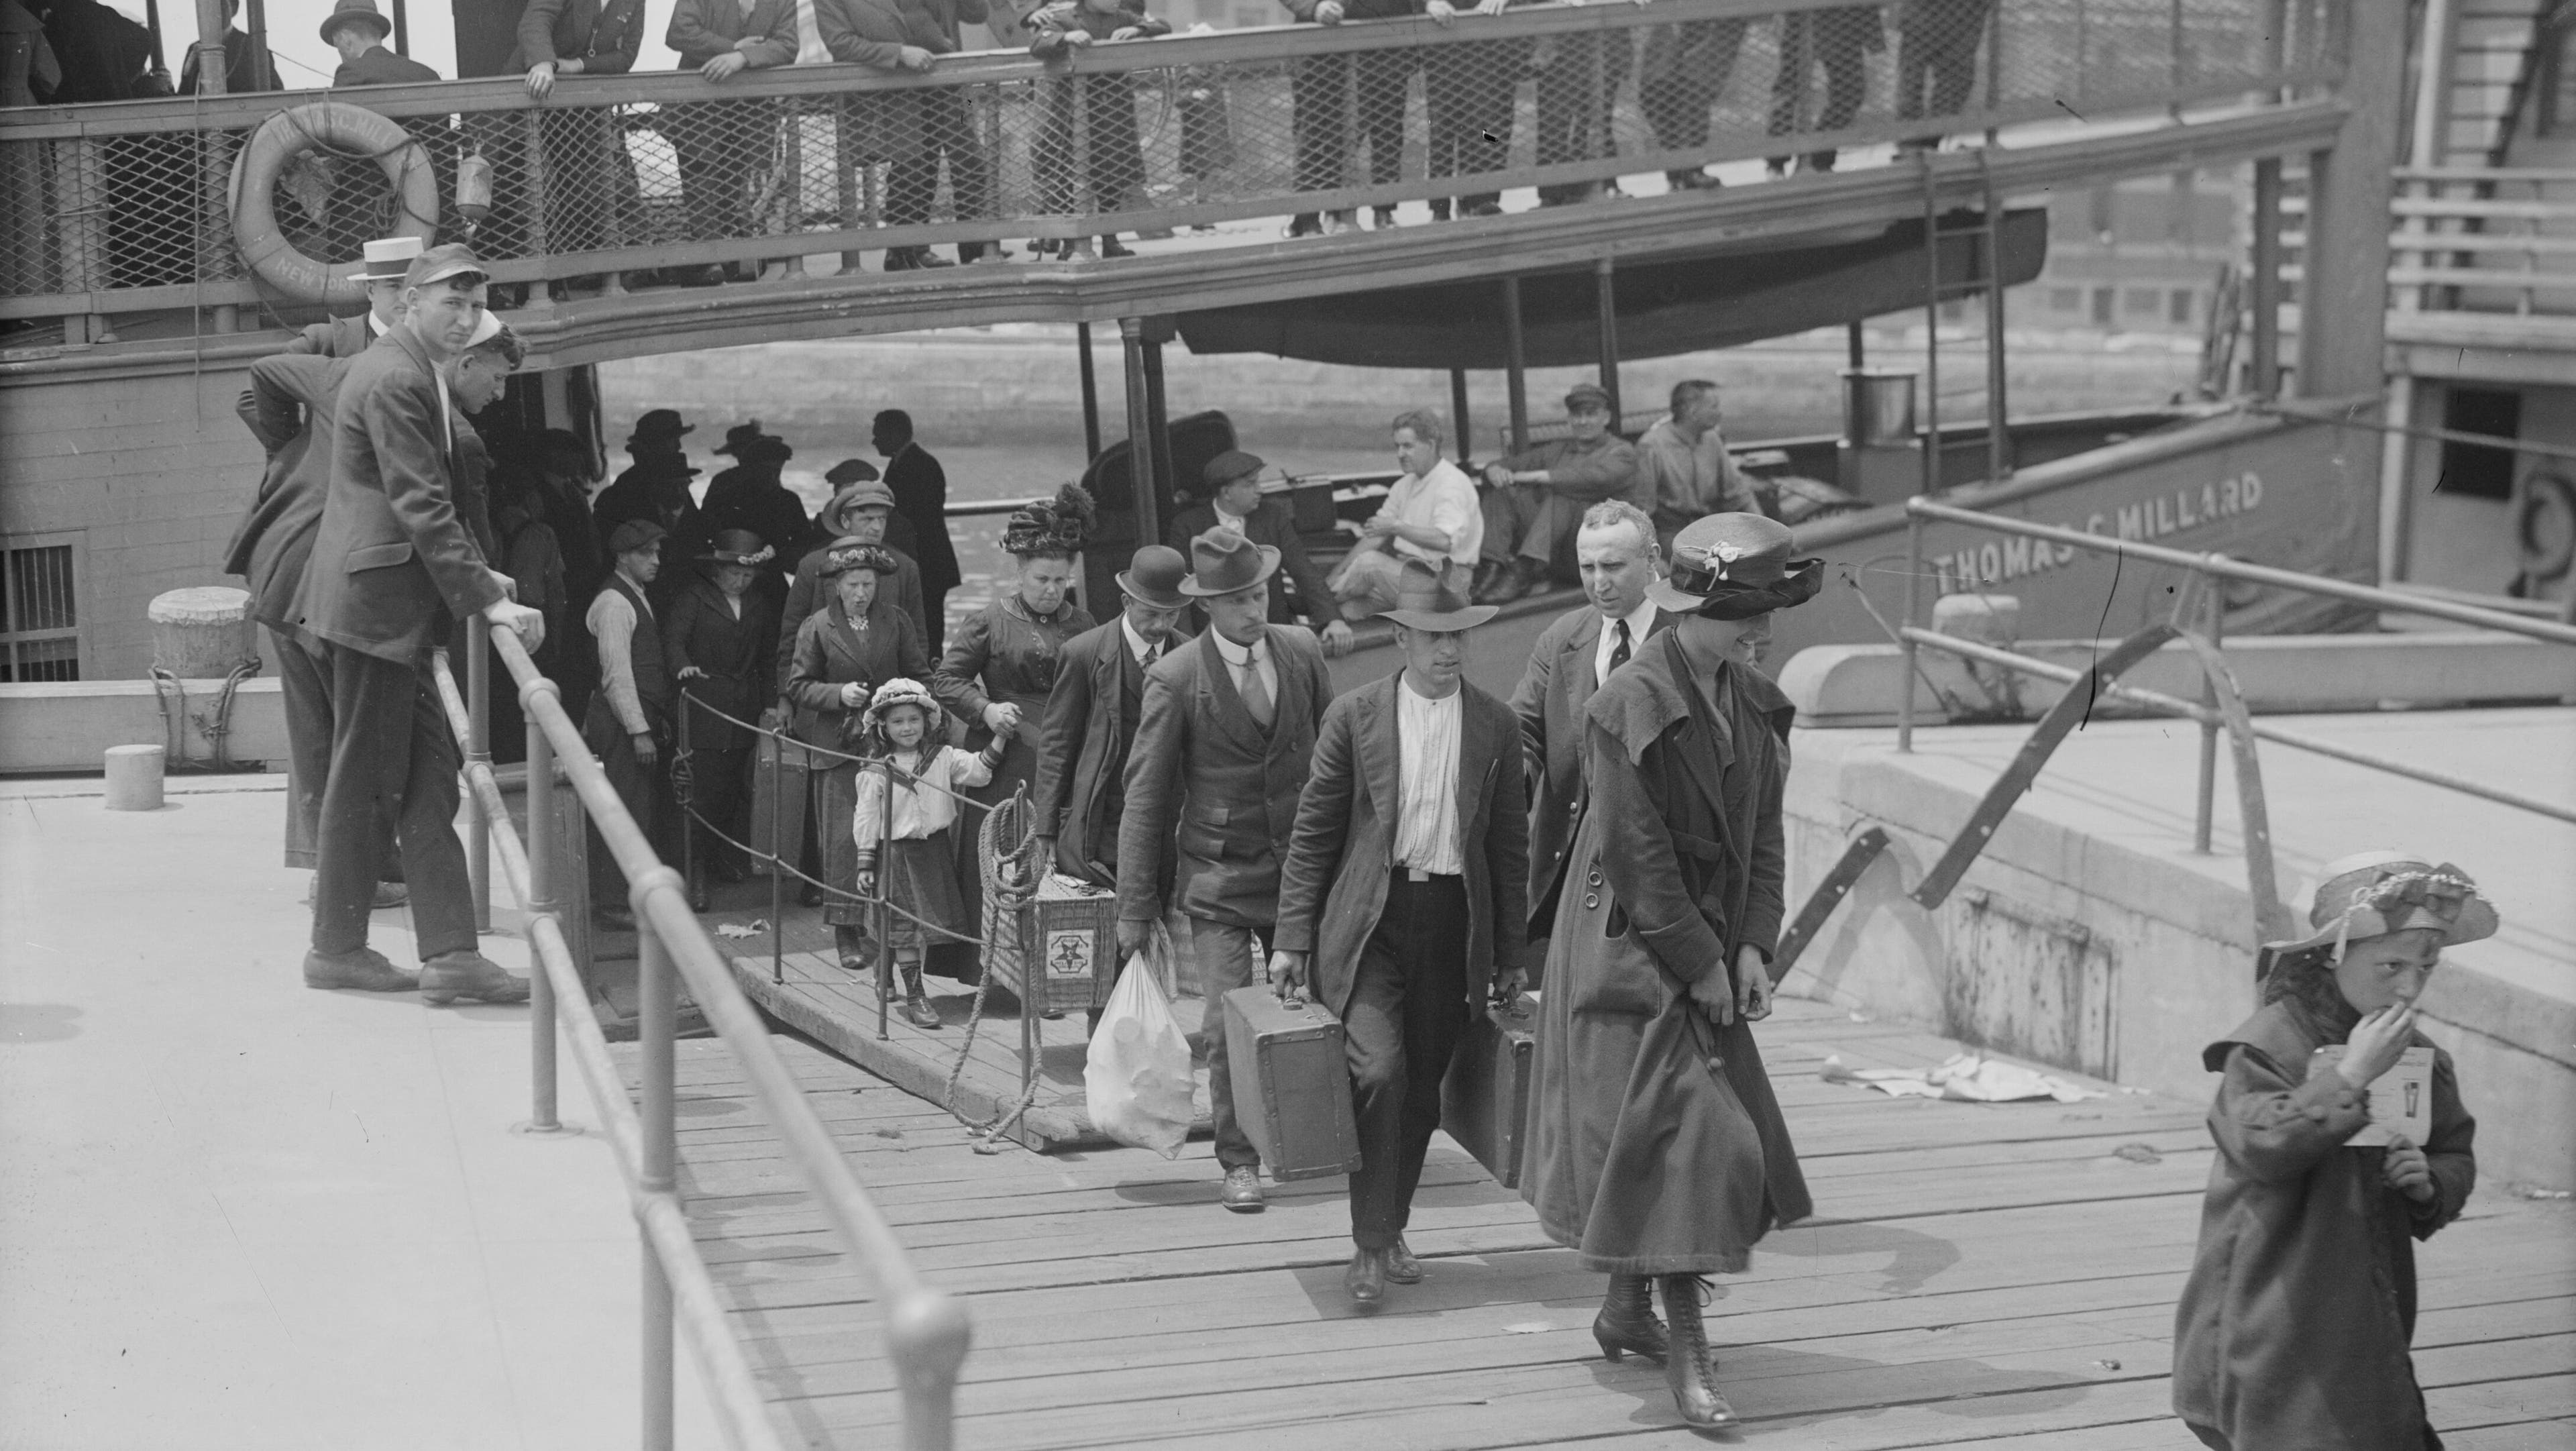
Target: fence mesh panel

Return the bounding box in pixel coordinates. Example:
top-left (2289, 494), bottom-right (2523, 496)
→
top-left (0, 0), bottom-right (2324, 315)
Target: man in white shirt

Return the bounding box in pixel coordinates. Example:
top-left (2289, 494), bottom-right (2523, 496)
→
top-left (585, 518), bottom-right (673, 931)
top-left (1327, 408), bottom-right (1484, 621)
top-left (1271, 559), bottom-right (1531, 1307)
top-left (1631, 380), bottom-right (1758, 555)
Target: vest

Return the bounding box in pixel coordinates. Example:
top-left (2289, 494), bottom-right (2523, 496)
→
top-left (602, 572), bottom-right (672, 716)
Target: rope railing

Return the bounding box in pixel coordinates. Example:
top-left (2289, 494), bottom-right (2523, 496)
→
top-left (437, 616), bottom-right (969, 1451)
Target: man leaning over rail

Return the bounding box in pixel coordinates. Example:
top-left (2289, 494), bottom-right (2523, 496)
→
top-left (663, 0), bottom-right (800, 286)
top-left (290, 246), bottom-right (543, 1004)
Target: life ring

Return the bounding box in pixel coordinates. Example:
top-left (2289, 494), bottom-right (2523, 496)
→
top-left (228, 101), bottom-right (437, 308)
top-left (2520, 470), bottom-right (2576, 582)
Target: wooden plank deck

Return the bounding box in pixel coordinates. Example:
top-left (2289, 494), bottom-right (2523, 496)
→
top-left (612, 998), bottom-right (2576, 1450)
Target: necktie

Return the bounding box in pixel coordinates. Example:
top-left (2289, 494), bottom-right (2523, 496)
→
top-left (1608, 619), bottom-right (1631, 675)
top-left (1238, 648), bottom-right (1275, 731)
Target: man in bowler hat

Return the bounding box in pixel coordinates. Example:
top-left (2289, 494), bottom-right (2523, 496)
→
top-left (1118, 529), bottom-right (1331, 1212)
top-left (1271, 559), bottom-right (1529, 1306)
top-left (1032, 545), bottom-right (1193, 892)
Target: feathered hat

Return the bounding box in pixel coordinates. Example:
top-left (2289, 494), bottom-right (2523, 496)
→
top-left (1000, 482), bottom-right (1095, 557)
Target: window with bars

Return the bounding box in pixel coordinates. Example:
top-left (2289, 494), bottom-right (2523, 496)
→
top-left (1, 538), bottom-right (83, 682)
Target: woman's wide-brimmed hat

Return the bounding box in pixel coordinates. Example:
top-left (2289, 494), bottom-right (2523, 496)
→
top-left (1116, 545), bottom-right (1190, 608)
top-left (698, 528), bottom-right (773, 567)
top-left (1645, 512), bottom-right (1823, 619)
top-left (820, 541), bottom-right (896, 578)
top-left (1002, 482), bottom-right (1095, 557)
top-left (2265, 851), bottom-right (2499, 962)
top-left (1179, 527), bottom-right (1280, 598)
top-left (863, 678), bottom-right (941, 733)
top-left (1379, 558), bottom-right (1496, 631)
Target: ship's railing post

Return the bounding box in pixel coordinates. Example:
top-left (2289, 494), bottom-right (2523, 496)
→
top-left (2191, 563), bottom-right (2228, 855)
top-left (523, 674), bottom-right (564, 1134)
top-left (1898, 513), bottom-right (1925, 755)
top-left (635, 870), bottom-right (682, 1451)
top-left (888, 1287), bottom-right (972, 1451)
top-left (468, 614), bottom-right (493, 932)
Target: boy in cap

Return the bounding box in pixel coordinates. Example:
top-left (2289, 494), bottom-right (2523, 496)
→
top-left (1474, 383), bottom-right (1641, 606)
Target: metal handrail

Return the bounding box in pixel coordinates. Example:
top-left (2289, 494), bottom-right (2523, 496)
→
top-left (435, 616), bottom-right (968, 1451)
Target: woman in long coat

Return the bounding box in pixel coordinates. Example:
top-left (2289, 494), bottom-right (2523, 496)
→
top-left (664, 529), bottom-right (780, 910)
top-left (785, 543), bottom-right (929, 969)
top-left (930, 484), bottom-right (1097, 980)
top-left (1520, 513), bottom-right (1820, 1430)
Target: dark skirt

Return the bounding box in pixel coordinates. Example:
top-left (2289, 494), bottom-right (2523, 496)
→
top-left (877, 832), bottom-right (972, 951)
top-left (818, 761), bottom-right (868, 926)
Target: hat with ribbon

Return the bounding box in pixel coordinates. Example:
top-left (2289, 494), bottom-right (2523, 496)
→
top-left (862, 677), bottom-right (941, 735)
top-left (2265, 852), bottom-right (2499, 963)
top-left (1116, 545), bottom-right (1190, 609)
top-left (352, 235), bottom-right (423, 284)
top-left (698, 528), bottom-right (775, 567)
top-left (319, 0), bottom-right (392, 45)
top-left (1645, 511), bottom-right (1823, 619)
top-left (822, 479), bottom-right (898, 535)
top-left (627, 409), bottom-right (692, 445)
top-left (605, 518), bottom-right (665, 557)
top-left (713, 421), bottom-right (773, 458)
top-left (1179, 526), bottom-right (1280, 598)
top-left (1378, 558), bottom-right (1497, 631)
top-left (824, 458), bottom-right (882, 488)
top-left (820, 540), bottom-right (897, 578)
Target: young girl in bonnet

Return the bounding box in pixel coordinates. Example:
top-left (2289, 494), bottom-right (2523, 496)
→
top-left (852, 679), bottom-right (1004, 1032)
top-left (2172, 851), bottom-right (2493, 1451)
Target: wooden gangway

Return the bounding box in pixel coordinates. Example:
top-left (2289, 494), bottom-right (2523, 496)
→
top-left (614, 997), bottom-right (2575, 1449)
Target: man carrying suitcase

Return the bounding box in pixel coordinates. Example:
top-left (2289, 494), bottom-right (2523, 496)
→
top-left (1270, 559), bottom-right (1529, 1305)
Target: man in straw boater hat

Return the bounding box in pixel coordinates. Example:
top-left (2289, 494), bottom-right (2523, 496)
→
top-left (1518, 511), bottom-right (1821, 1430)
top-left (291, 244), bottom-right (543, 1005)
top-left (1270, 559), bottom-right (1531, 1307)
top-left (276, 234), bottom-right (419, 360)
top-left (1118, 528), bottom-right (1332, 1213)
top-left (1031, 545), bottom-right (1193, 897)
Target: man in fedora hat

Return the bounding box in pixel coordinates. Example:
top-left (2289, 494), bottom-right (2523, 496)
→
top-left (1032, 545), bottom-right (1194, 894)
top-left (323, 0), bottom-right (437, 85)
top-left (1473, 382), bottom-right (1641, 606)
top-left (1519, 511), bottom-right (1821, 1430)
top-left (594, 409), bottom-right (706, 596)
top-left (699, 421), bottom-right (809, 568)
top-left (1166, 449), bottom-right (1353, 657)
top-left (1118, 527), bottom-right (1333, 1212)
top-left (292, 244), bottom-right (539, 1006)
top-left (1271, 558), bottom-right (1530, 1306)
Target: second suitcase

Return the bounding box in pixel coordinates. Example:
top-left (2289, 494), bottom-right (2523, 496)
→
top-left (1440, 993), bottom-right (1538, 1188)
top-left (1222, 985), bottom-right (1364, 1181)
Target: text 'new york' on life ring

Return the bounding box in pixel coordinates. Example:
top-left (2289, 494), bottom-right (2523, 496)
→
top-left (227, 101), bottom-right (437, 308)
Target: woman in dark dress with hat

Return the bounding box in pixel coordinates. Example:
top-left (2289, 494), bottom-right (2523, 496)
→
top-left (785, 543), bottom-right (930, 969)
top-left (930, 484), bottom-right (1099, 980)
top-left (664, 529), bottom-right (780, 912)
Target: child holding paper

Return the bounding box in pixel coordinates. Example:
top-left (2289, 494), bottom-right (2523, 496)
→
top-left (2173, 852), bottom-right (2492, 1451)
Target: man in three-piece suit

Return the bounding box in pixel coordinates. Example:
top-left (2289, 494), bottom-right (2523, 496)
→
top-left (1271, 559), bottom-right (1530, 1307)
top-left (292, 245), bottom-right (545, 1004)
top-left (1117, 529), bottom-right (1331, 1214)
top-left (1508, 499), bottom-right (1670, 943)
top-left (1165, 449), bottom-right (1354, 658)
top-left (1032, 545), bottom-right (1192, 893)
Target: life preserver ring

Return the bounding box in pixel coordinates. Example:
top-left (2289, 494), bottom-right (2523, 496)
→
top-left (228, 102), bottom-right (437, 307)
top-left (2520, 471), bottom-right (2576, 582)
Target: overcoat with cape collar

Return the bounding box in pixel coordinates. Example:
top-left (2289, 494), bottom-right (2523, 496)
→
top-left (2171, 997), bottom-right (2475, 1451)
top-left (1519, 629), bottom-right (1811, 1274)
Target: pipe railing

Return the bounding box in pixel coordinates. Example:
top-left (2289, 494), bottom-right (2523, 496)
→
top-left (433, 614), bottom-right (968, 1451)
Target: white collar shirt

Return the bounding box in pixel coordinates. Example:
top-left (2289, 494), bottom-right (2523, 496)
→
top-left (1212, 502), bottom-right (1250, 535)
top-left (1119, 614), bottom-right (1163, 669)
top-left (1210, 628), bottom-right (1276, 711)
top-left (1393, 679), bottom-right (1464, 876)
top-left (1593, 598), bottom-right (1658, 686)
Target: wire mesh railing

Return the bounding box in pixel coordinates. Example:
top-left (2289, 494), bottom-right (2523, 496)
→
top-left (1, 0), bottom-right (2336, 333)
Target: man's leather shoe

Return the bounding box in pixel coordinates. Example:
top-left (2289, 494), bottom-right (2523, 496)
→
top-left (419, 952), bottom-right (531, 1007)
top-left (1219, 1165), bottom-right (1265, 1212)
top-left (303, 947), bottom-right (419, 993)
top-left (594, 905), bottom-right (637, 932)
top-left (1511, 557), bottom-right (1554, 598)
top-left (883, 246), bottom-right (954, 271)
top-left (372, 881), bottom-right (410, 910)
top-left (799, 881), bottom-right (826, 909)
top-left (1345, 1247), bottom-right (1389, 1307)
top-left (1475, 561), bottom-right (1532, 606)
top-left (1386, 1236), bottom-right (1424, 1284)
top-left (687, 880), bottom-right (711, 913)
top-left (1468, 559), bottom-right (1503, 600)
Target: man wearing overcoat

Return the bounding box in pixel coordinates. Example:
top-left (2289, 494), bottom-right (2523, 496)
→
top-left (291, 246), bottom-right (543, 1004)
top-left (1509, 499), bottom-right (1668, 945)
top-left (1271, 559), bottom-right (1529, 1307)
top-left (1116, 529), bottom-right (1330, 1213)
top-left (1519, 512), bottom-right (1819, 1430)
top-left (1031, 545), bottom-right (1191, 892)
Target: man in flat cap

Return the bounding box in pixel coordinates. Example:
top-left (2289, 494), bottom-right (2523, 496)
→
top-left (1473, 383), bottom-right (1640, 606)
top-left (586, 516), bottom-right (674, 930)
top-left (1519, 512), bottom-right (1820, 1430)
top-left (1118, 529), bottom-right (1332, 1213)
top-left (292, 244), bottom-right (541, 1005)
top-left (1271, 559), bottom-right (1529, 1307)
top-left (1166, 449), bottom-right (1353, 657)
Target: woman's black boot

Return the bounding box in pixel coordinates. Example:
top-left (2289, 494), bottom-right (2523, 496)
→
top-left (1657, 1274), bottom-right (1735, 1428)
top-left (1591, 1273), bottom-right (1667, 1362)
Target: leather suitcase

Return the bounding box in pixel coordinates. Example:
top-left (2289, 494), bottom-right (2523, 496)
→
top-left (747, 732), bottom-right (812, 877)
top-left (1440, 993), bottom-right (1538, 1188)
top-left (1222, 985), bottom-right (1364, 1182)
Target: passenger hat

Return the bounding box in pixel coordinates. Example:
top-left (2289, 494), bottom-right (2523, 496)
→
top-left (820, 541), bottom-right (897, 578)
top-left (714, 421), bottom-right (773, 458)
top-left (1564, 382), bottom-right (1614, 413)
top-left (1378, 557), bottom-right (1496, 632)
top-left (862, 677), bottom-right (941, 734)
top-left (402, 243), bottom-right (487, 291)
top-left (462, 307), bottom-right (504, 349)
top-left (1116, 545), bottom-right (1189, 609)
top-left (319, 0), bottom-right (392, 45)
top-left (606, 519), bottom-right (665, 556)
top-left (823, 480), bottom-right (898, 535)
top-left (1178, 527), bottom-right (1279, 598)
top-left (1645, 511), bottom-right (1822, 619)
top-left (698, 529), bottom-right (774, 566)
top-left (824, 458), bottom-right (881, 487)
top-left (627, 409), bottom-right (692, 444)
top-left (2265, 852), bottom-right (2499, 963)
top-left (352, 235), bottom-right (423, 284)
top-left (1199, 449), bottom-right (1265, 496)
